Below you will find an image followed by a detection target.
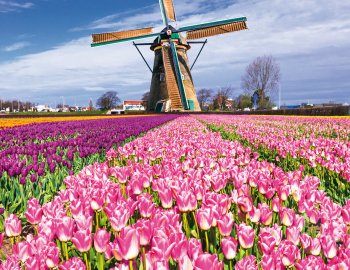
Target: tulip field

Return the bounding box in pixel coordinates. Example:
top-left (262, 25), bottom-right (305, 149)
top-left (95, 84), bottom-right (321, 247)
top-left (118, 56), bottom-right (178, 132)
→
top-left (1, 114), bottom-right (350, 269)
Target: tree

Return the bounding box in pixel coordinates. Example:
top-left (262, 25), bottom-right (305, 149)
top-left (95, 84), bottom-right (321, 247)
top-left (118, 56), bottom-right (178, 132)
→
top-left (236, 94), bottom-right (252, 110)
top-left (197, 88), bottom-right (212, 110)
top-left (212, 87), bottom-right (234, 111)
top-left (88, 98), bottom-right (93, 111)
top-left (96, 91), bottom-right (120, 110)
top-left (241, 55), bottom-right (280, 108)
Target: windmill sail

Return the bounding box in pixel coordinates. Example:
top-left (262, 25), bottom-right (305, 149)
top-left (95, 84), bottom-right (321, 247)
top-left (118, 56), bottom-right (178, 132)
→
top-left (161, 46), bottom-right (183, 110)
top-left (92, 27), bottom-right (158, 46)
top-left (178, 17), bottom-right (247, 40)
top-left (163, 0), bottom-right (176, 21)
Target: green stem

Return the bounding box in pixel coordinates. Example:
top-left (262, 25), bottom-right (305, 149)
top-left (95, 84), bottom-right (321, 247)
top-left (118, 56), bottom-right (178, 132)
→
top-left (95, 211), bottom-right (100, 232)
top-left (229, 260), bottom-right (233, 270)
top-left (84, 252), bottom-right (91, 270)
top-left (63, 241), bottom-right (69, 261)
top-left (205, 230), bottom-right (210, 253)
top-left (192, 211), bottom-right (200, 239)
top-left (182, 212), bottom-right (190, 238)
top-left (141, 246), bottom-right (147, 270)
top-left (98, 252), bottom-right (104, 270)
top-left (129, 259), bottom-right (134, 270)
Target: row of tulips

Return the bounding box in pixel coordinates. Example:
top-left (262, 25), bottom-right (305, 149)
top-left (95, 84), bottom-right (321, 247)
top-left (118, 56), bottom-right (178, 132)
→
top-left (0, 115), bottom-right (178, 214)
top-left (197, 115), bottom-right (350, 204)
top-left (0, 115), bottom-right (141, 129)
top-left (1, 116), bottom-right (349, 269)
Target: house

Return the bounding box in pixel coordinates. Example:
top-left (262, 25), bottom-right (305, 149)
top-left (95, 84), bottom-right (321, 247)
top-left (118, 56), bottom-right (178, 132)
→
top-left (123, 100), bottom-right (145, 111)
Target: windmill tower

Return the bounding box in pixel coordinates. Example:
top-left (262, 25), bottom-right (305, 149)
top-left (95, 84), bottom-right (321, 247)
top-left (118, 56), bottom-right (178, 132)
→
top-left (92, 0), bottom-right (248, 112)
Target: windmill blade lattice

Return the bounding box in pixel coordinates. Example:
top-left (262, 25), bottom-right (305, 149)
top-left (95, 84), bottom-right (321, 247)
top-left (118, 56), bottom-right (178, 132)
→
top-left (186, 20), bottom-right (247, 40)
top-left (163, 0), bottom-right (176, 21)
top-left (92, 27), bottom-right (157, 46)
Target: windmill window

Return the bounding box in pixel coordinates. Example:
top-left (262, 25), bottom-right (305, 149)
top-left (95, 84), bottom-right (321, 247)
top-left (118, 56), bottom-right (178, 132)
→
top-left (160, 73), bottom-right (165, 82)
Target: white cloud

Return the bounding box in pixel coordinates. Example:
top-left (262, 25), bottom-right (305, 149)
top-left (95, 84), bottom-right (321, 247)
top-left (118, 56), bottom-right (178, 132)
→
top-left (2, 41), bottom-right (31, 52)
top-left (0, 0), bottom-right (350, 105)
top-left (0, 1), bottom-right (33, 13)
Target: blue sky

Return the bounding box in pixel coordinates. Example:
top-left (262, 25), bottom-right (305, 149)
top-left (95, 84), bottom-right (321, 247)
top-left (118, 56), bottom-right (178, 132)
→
top-left (0, 0), bottom-right (349, 107)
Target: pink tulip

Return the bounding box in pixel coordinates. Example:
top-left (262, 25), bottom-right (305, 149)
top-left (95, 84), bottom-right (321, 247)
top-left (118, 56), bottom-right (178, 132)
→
top-left (14, 241), bottom-right (32, 262)
top-left (59, 257), bottom-right (86, 270)
top-left (279, 207), bottom-right (294, 227)
top-left (90, 190), bottom-right (105, 211)
top-left (4, 213), bottom-right (22, 237)
top-left (138, 196), bottom-right (156, 218)
top-left (176, 190), bottom-right (197, 212)
top-left (271, 197), bottom-right (281, 213)
top-left (178, 255), bottom-right (193, 270)
top-left (134, 219), bottom-right (153, 246)
top-left (158, 187), bottom-right (173, 209)
top-left (320, 235), bottom-right (337, 259)
top-left (114, 227), bottom-right (140, 260)
top-left (236, 223), bottom-right (255, 249)
top-left (221, 237), bottom-right (238, 260)
top-left (56, 216), bottom-right (74, 242)
top-left (194, 253), bottom-right (223, 270)
top-left (94, 228), bottom-right (111, 253)
top-left (25, 198), bottom-right (42, 225)
top-left (279, 240), bottom-right (301, 267)
top-left (248, 206), bottom-right (260, 224)
top-left (217, 213), bottom-right (234, 236)
top-left (286, 226), bottom-right (300, 246)
top-left (46, 242), bottom-right (60, 268)
top-left (237, 195), bottom-right (253, 213)
top-left (260, 255), bottom-right (277, 270)
top-left (259, 203), bottom-right (272, 226)
top-left (25, 255), bottom-right (40, 270)
top-left (300, 233), bottom-right (312, 251)
top-left (295, 255), bottom-right (326, 270)
top-left (309, 237), bottom-right (321, 256)
top-left (72, 229), bottom-right (92, 253)
top-left (235, 255), bottom-right (257, 270)
top-left (196, 208), bottom-right (212, 231)
top-left (187, 238), bottom-right (202, 261)
top-left (258, 231), bottom-right (276, 255)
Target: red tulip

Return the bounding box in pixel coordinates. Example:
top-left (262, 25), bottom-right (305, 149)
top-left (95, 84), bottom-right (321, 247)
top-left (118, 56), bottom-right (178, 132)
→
top-left (221, 237), bottom-right (238, 260)
top-left (4, 213), bottom-right (22, 237)
top-left (236, 223), bottom-right (255, 249)
top-left (94, 228), bottom-right (111, 253)
top-left (72, 229), bottom-right (92, 253)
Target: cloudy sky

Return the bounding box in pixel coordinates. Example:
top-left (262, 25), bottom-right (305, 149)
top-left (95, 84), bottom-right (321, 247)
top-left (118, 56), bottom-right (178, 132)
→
top-left (0, 0), bottom-right (349, 107)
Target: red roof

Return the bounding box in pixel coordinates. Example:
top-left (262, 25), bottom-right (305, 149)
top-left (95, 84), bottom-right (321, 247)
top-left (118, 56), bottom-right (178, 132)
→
top-left (123, 100), bottom-right (143, 105)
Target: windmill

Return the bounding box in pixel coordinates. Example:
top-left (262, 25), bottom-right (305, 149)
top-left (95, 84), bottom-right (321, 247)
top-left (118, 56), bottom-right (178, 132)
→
top-left (91, 0), bottom-right (247, 112)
